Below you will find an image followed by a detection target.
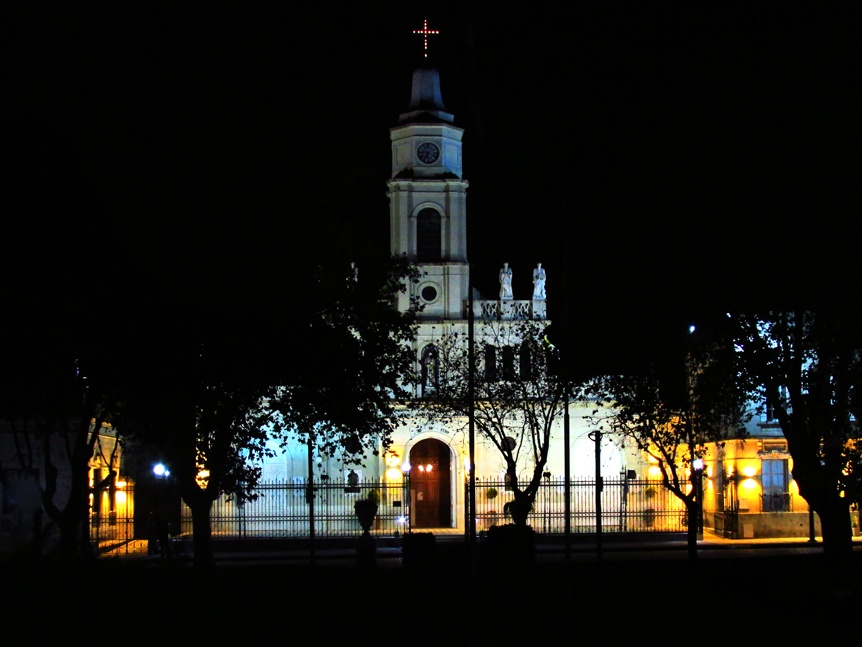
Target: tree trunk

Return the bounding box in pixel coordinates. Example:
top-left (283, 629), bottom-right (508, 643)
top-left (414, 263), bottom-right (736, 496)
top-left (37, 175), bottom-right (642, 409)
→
top-left (685, 500), bottom-right (699, 561)
top-left (795, 464), bottom-right (853, 568)
top-left (819, 492), bottom-right (853, 577)
top-left (184, 488), bottom-right (216, 572)
top-left (53, 454), bottom-right (96, 563)
top-left (40, 412), bottom-right (101, 564)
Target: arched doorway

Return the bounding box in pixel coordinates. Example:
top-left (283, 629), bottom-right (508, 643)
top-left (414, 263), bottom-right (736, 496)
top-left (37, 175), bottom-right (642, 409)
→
top-left (409, 438), bottom-right (452, 528)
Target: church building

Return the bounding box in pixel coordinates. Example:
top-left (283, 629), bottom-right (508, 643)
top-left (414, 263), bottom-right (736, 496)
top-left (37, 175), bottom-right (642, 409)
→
top-left (259, 39), bottom-right (636, 534)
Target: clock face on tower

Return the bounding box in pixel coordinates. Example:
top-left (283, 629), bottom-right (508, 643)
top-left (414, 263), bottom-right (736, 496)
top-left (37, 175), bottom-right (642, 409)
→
top-left (417, 142), bottom-right (440, 164)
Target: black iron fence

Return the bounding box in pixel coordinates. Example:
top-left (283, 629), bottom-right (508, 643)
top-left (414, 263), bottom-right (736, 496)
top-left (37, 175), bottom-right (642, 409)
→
top-left (205, 479), bottom-right (411, 539)
top-left (714, 510), bottom-right (738, 539)
top-left (90, 476), bottom-right (691, 553)
top-left (471, 477), bottom-right (688, 534)
top-left (761, 492), bottom-right (793, 512)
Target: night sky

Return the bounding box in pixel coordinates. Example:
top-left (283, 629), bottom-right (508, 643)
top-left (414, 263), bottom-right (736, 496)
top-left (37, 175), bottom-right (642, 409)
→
top-left (4, 4), bottom-right (857, 377)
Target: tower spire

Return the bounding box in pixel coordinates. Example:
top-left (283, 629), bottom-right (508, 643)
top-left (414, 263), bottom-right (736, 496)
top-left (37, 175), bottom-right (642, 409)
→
top-left (402, 19), bottom-right (451, 124)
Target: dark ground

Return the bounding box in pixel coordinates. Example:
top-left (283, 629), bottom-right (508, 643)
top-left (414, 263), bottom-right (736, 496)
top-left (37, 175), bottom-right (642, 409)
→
top-left (3, 544), bottom-right (860, 644)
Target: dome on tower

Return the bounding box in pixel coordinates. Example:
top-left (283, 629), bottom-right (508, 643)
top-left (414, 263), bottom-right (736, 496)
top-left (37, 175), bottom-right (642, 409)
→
top-left (399, 66), bottom-right (454, 124)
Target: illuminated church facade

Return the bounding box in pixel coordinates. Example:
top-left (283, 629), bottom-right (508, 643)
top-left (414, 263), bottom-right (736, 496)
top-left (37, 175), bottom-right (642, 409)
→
top-left (257, 55), bottom-right (637, 533)
top-left (0, 29), bottom-right (826, 560)
top-left (253, 42), bottom-right (819, 540)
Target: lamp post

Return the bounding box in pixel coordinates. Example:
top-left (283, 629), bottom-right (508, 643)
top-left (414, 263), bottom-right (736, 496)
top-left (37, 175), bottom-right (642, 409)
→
top-left (808, 504), bottom-right (817, 543)
top-left (692, 457), bottom-right (704, 540)
top-left (467, 262), bottom-right (476, 549)
top-left (152, 463), bottom-right (171, 558)
top-left (307, 434), bottom-right (316, 565)
top-left (401, 462), bottom-right (412, 535)
top-left (563, 377), bottom-right (571, 562)
top-left (588, 430), bottom-right (602, 561)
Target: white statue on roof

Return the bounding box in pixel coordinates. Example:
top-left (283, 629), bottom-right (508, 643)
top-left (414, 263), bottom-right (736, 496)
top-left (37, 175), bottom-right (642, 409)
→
top-left (532, 263), bottom-right (546, 300)
top-left (499, 262), bottom-right (513, 300)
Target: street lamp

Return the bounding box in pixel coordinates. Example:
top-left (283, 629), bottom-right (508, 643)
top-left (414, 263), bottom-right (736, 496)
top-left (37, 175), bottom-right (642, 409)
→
top-left (692, 457), bottom-right (704, 539)
top-left (151, 462), bottom-right (171, 558)
top-left (401, 462), bottom-right (411, 535)
top-left (588, 430), bottom-right (603, 560)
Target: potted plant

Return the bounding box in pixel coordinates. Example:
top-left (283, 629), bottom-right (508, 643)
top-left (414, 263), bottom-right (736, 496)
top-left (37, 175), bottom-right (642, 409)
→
top-left (354, 494), bottom-right (379, 569)
top-left (354, 496), bottom-right (378, 534)
top-left (485, 487), bottom-right (499, 528)
top-left (503, 497), bottom-right (533, 526)
top-left (644, 486), bottom-right (657, 528)
top-left (644, 508), bottom-right (656, 528)
top-left (367, 488), bottom-right (383, 529)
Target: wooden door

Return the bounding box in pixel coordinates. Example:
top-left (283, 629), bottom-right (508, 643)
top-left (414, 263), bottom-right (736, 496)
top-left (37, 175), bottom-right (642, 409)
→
top-left (410, 439), bottom-right (451, 528)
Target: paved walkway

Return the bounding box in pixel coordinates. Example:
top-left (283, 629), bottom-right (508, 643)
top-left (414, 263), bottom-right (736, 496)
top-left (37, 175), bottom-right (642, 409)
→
top-left (99, 528), bottom-right (857, 565)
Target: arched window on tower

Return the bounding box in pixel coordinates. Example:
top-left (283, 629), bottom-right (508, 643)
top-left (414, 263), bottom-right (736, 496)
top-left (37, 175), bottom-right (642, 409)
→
top-left (420, 345), bottom-right (440, 396)
top-left (417, 208), bottom-right (442, 262)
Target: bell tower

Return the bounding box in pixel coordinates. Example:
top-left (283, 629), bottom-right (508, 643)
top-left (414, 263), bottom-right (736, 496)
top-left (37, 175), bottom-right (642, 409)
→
top-left (388, 22), bottom-right (469, 321)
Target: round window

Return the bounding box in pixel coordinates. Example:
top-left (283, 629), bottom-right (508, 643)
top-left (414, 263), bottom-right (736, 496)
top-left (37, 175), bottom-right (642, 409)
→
top-left (421, 285), bottom-right (438, 302)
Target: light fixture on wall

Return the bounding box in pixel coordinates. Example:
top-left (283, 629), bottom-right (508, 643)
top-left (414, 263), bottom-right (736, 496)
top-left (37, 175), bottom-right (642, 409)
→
top-left (385, 451), bottom-right (401, 467)
top-left (385, 451), bottom-right (402, 479)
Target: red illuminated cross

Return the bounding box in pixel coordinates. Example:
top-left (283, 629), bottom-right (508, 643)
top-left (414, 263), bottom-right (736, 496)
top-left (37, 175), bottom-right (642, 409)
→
top-left (412, 19), bottom-right (439, 58)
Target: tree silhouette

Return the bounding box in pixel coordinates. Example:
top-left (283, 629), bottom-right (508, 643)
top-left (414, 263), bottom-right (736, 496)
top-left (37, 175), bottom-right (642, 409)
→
top-left (120, 254), bottom-right (420, 570)
top-left (718, 309), bottom-right (862, 573)
top-left (416, 318), bottom-right (566, 529)
top-left (584, 328), bottom-right (751, 560)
